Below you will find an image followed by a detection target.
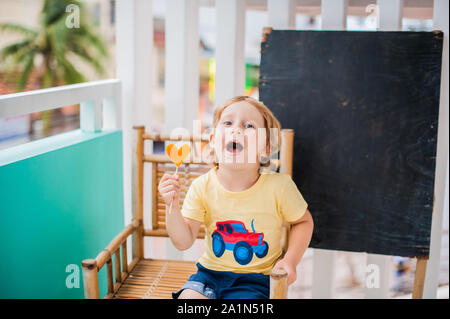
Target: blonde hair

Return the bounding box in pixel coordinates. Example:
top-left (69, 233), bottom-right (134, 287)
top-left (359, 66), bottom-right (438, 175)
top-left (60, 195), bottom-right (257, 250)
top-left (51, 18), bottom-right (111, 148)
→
top-left (205, 96), bottom-right (282, 168)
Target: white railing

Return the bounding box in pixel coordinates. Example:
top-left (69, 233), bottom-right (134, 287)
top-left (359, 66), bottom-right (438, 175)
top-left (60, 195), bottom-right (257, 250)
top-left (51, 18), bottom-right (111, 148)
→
top-left (0, 79), bottom-right (122, 132)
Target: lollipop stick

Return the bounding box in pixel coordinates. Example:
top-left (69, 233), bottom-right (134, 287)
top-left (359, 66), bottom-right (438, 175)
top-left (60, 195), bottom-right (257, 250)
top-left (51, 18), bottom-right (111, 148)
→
top-left (168, 166), bottom-right (179, 214)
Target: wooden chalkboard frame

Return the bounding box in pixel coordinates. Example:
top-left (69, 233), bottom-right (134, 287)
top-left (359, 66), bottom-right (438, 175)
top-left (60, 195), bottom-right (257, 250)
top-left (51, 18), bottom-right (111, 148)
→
top-left (259, 28), bottom-right (444, 298)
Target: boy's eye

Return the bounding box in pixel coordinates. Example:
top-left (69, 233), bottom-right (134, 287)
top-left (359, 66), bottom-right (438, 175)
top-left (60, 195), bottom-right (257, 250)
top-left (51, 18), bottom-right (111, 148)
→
top-left (223, 121), bottom-right (232, 126)
top-left (245, 123), bottom-right (255, 129)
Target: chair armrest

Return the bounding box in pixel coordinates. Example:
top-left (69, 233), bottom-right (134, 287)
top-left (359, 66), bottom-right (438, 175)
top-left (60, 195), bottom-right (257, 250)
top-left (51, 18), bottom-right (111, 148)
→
top-left (270, 268), bottom-right (288, 299)
top-left (81, 219), bottom-right (140, 299)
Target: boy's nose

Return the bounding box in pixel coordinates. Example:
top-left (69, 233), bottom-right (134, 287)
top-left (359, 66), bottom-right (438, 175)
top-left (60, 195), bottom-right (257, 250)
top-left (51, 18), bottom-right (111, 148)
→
top-left (230, 126), bottom-right (243, 135)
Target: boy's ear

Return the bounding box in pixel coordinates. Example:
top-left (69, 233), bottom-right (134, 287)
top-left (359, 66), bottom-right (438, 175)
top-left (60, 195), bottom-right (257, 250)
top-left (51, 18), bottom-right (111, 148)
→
top-left (209, 130), bottom-right (215, 149)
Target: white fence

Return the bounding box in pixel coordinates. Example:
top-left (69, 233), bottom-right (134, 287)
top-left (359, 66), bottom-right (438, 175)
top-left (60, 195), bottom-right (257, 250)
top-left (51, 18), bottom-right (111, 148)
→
top-left (0, 79), bottom-right (122, 132)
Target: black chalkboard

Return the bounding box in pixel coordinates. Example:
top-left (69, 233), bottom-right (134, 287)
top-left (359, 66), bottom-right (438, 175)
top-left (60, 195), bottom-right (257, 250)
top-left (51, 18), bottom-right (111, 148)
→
top-left (260, 30), bottom-right (443, 257)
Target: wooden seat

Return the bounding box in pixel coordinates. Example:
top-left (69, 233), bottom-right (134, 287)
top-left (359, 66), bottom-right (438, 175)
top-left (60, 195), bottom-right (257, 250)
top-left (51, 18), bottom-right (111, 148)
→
top-left (113, 259), bottom-right (197, 299)
top-left (81, 127), bottom-right (294, 299)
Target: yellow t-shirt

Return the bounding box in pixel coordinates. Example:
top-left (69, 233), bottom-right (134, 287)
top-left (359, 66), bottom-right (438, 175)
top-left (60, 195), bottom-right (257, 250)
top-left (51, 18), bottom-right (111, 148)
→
top-left (181, 167), bottom-right (308, 275)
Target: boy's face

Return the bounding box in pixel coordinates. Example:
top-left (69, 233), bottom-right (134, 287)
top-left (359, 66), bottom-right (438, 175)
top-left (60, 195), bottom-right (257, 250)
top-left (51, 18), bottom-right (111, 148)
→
top-left (210, 101), bottom-right (268, 169)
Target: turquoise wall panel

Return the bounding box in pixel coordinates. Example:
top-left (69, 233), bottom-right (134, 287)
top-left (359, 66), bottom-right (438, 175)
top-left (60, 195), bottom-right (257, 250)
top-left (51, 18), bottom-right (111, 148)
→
top-left (0, 130), bottom-right (124, 298)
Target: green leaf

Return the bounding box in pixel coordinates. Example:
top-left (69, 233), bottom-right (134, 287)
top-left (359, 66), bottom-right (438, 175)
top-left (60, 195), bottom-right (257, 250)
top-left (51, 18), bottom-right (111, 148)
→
top-left (0, 23), bottom-right (38, 37)
top-left (0, 39), bottom-right (33, 59)
top-left (17, 51), bottom-right (36, 91)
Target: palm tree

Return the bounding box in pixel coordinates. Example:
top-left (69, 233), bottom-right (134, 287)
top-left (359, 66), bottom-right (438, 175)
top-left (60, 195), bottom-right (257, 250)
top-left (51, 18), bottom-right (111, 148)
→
top-left (0, 0), bottom-right (108, 133)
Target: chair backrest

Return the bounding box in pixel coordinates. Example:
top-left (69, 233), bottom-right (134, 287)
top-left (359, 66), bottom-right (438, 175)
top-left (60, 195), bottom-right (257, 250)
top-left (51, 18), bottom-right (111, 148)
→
top-left (151, 159), bottom-right (210, 238)
top-left (133, 126), bottom-right (295, 256)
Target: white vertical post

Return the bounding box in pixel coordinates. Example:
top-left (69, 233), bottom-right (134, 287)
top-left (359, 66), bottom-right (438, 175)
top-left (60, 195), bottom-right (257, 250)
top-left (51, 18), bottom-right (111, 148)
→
top-left (134, 1), bottom-right (153, 128)
top-left (116, 0), bottom-right (134, 231)
top-left (424, 0), bottom-right (449, 299)
top-left (377, 0), bottom-right (403, 31)
top-left (215, 0), bottom-right (246, 107)
top-left (268, 0), bottom-right (296, 29)
top-left (103, 94), bottom-right (121, 130)
top-left (116, 0), bottom-right (153, 263)
top-left (134, 0), bottom-right (153, 261)
top-left (165, 0), bottom-right (199, 133)
top-left (365, 254), bottom-right (393, 298)
top-left (362, 0), bottom-right (404, 299)
top-left (165, 0), bottom-right (199, 260)
top-left (80, 100), bottom-right (102, 132)
top-left (312, 0), bottom-right (349, 299)
top-left (321, 0), bottom-right (348, 30)
top-left (312, 249), bottom-right (336, 298)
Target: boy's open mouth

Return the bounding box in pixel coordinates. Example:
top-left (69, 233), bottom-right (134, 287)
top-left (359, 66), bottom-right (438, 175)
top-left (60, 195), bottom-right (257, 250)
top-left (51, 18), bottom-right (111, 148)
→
top-left (225, 140), bottom-right (244, 154)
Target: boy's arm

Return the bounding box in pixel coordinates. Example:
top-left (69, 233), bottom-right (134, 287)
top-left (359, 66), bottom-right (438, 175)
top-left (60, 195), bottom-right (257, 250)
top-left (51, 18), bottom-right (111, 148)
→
top-left (273, 208), bottom-right (314, 285)
top-left (159, 173), bottom-right (201, 251)
top-left (166, 201), bottom-right (201, 251)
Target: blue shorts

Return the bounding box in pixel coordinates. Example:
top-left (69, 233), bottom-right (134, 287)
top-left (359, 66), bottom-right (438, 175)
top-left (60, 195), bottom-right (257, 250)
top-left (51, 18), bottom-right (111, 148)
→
top-left (172, 263), bottom-right (270, 299)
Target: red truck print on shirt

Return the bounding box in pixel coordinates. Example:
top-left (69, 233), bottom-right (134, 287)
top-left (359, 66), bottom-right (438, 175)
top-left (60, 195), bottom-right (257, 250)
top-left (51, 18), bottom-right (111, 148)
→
top-left (211, 219), bottom-right (269, 265)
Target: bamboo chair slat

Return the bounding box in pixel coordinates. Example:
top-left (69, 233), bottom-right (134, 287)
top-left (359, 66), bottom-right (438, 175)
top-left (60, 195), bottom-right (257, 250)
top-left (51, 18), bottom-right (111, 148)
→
top-left (144, 154), bottom-right (208, 165)
top-left (106, 260), bottom-right (114, 294)
top-left (143, 228), bottom-right (206, 239)
top-left (142, 132), bottom-right (209, 142)
top-left (151, 161), bottom-right (209, 236)
top-left (111, 258), bottom-right (196, 299)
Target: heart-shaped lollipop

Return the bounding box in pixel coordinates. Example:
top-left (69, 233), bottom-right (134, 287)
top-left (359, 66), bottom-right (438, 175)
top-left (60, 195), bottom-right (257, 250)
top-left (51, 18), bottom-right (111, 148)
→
top-left (166, 144), bottom-right (191, 167)
top-left (165, 143), bottom-right (191, 214)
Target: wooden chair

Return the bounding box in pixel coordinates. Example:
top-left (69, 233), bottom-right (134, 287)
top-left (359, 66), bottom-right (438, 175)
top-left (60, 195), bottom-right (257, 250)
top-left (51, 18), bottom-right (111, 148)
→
top-left (81, 126), bottom-right (295, 299)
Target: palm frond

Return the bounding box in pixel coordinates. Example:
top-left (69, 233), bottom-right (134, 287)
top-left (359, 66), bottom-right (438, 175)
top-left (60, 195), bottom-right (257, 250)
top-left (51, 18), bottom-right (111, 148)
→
top-left (41, 0), bottom-right (83, 27)
top-left (0, 40), bottom-right (38, 78)
top-left (57, 55), bottom-right (86, 84)
top-left (0, 39), bottom-right (34, 59)
top-left (0, 23), bottom-right (38, 37)
top-left (17, 51), bottom-right (37, 91)
top-left (72, 23), bottom-right (108, 57)
top-left (67, 43), bottom-right (104, 74)
top-left (48, 20), bottom-right (67, 58)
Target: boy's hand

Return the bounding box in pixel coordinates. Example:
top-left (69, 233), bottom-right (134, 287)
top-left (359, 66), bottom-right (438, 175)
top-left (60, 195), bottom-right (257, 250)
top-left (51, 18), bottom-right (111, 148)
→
top-left (272, 258), bottom-right (297, 286)
top-left (158, 173), bottom-right (180, 206)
